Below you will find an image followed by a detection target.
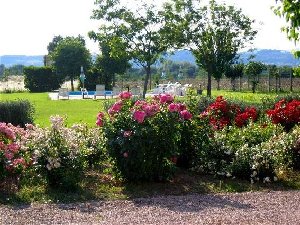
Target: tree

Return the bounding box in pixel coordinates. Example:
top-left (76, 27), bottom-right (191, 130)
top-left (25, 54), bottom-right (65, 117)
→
top-left (92, 36), bottom-right (131, 89)
top-left (50, 36), bottom-right (92, 91)
top-left (90, 0), bottom-right (170, 98)
top-left (273, 1), bottom-right (300, 45)
top-left (163, 0), bottom-right (257, 97)
top-left (244, 61), bottom-right (265, 93)
top-left (224, 63), bottom-right (244, 91)
top-left (47, 35), bottom-right (64, 54)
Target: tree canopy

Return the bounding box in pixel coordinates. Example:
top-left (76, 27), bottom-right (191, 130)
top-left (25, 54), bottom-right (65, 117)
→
top-left (50, 36), bottom-right (91, 91)
top-left (90, 0), bottom-right (170, 98)
top-left (162, 0), bottom-right (257, 97)
top-left (91, 37), bottom-right (131, 89)
top-left (273, 0), bottom-right (300, 44)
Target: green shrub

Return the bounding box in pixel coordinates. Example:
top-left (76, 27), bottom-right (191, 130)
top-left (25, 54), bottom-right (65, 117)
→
top-left (26, 116), bottom-right (88, 190)
top-left (0, 100), bottom-right (34, 127)
top-left (98, 92), bottom-right (193, 181)
top-left (176, 117), bottom-right (213, 169)
top-left (197, 121), bottom-right (283, 180)
top-left (24, 66), bottom-right (64, 92)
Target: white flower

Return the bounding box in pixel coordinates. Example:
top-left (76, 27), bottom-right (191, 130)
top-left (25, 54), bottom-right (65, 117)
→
top-left (224, 150), bottom-right (231, 155)
top-left (251, 171), bottom-right (257, 177)
top-left (46, 164), bottom-right (52, 171)
top-left (273, 176), bottom-right (278, 182)
top-left (263, 177), bottom-right (271, 183)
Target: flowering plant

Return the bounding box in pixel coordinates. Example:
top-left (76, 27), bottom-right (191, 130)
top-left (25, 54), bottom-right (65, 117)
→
top-left (200, 96), bottom-right (258, 129)
top-left (0, 123), bottom-right (33, 180)
top-left (97, 92), bottom-right (193, 181)
top-left (267, 99), bottom-right (300, 131)
top-left (26, 116), bottom-right (88, 189)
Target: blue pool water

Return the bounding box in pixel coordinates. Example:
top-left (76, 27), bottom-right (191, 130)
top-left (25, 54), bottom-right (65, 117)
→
top-left (69, 91), bottom-right (112, 96)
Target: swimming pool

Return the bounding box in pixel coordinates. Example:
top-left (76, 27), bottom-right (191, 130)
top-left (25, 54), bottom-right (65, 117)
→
top-left (68, 91), bottom-right (113, 96)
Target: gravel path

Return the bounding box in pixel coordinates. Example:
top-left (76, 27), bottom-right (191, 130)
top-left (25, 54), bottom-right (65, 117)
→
top-left (1, 190), bottom-right (300, 225)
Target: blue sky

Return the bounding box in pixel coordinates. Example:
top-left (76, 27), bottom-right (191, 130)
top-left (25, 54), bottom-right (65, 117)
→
top-left (0, 0), bottom-right (298, 55)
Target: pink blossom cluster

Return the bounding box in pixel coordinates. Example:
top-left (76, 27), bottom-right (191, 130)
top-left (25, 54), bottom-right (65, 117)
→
top-left (0, 122), bottom-right (16, 141)
top-left (108, 100), bottom-right (123, 116)
top-left (96, 112), bottom-right (105, 127)
top-left (132, 100), bottom-right (161, 123)
top-left (119, 91), bottom-right (132, 100)
top-left (168, 103), bottom-right (192, 120)
top-left (0, 123), bottom-right (30, 175)
top-left (159, 94), bottom-right (174, 104)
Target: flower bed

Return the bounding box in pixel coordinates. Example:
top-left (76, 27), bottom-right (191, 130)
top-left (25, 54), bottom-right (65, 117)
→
top-left (2, 94), bottom-right (300, 192)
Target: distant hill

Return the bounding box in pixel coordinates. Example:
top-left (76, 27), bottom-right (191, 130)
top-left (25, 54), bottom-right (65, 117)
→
top-left (1, 49), bottom-right (300, 67)
top-left (0, 55), bottom-right (44, 67)
top-left (166, 49), bottom-right (300, 67)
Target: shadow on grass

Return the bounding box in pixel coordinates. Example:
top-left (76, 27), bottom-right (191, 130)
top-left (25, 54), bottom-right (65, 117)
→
top-left (1, 168), bottom-right (300, 206)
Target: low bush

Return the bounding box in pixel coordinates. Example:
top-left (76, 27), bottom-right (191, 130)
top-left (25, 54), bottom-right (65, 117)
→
top-left (196, 121), bottom-right (284, 180)
top-left (0, 123), bottom-right (35, 192)
top-left (0, 100), bottom-right (34, 127)
top-left (25, 116), bottom-right (90, 190)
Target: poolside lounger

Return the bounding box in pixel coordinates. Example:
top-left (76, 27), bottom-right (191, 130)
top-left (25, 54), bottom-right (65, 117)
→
top-left (94, 84), bottom-right (106, 99)
top-left (131, 86), bottom-right (142, 97)
top-left (57, 88), bottom-right (69, 100)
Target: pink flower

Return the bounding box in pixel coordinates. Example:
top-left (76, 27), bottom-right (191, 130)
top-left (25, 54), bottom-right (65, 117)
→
top-left (96, 112), bottom-right (105, 127)
top-left (13, 158), bottom-right (26, 167)
top-left (123, 152), bottom-right (129, 158)
top-left (143, 104), bottom-right (160, 116)
top-left (96, 119), bottom-right (104, 127)
top-left (7, 143), bottom-right (20, 153)
top-left (0, 123), bottom-right (16, 140)
top-left (97, 112), bottom-right (105, 120)
top-left (25, 123), bottom-right (34, 130)
top-left (123, 130), bottom-right (133, 137)
top-left (0, 141), bottom-right (7, 150)
top-left (110, 101), bottom-right (123, 114)
top-left (177, 103), bottom-right (187, 112)
top-left (168, 103), bottom-right (179, 112)
top-left (180, 110), bottom-right (192, 120)
top-left (159, 94), bottom-right (174, 104)
top-left (5, 151), bottom-right (14, 160)
top-left (133, 110), bottom-right (146, 123)
top-left (119, 91), bottom-right (132, 100)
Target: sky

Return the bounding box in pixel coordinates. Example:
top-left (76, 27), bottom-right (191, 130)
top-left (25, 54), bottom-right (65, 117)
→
top-left (0, 0), bottom-right (298, 56)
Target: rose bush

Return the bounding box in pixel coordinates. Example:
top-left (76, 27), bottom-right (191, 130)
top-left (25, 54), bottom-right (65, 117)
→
top-left (97, 92), bottom-right (194, 181)
top-left (200, 96), bottom-right (258, 130)
top-left (0, 123), bottom-right (34, 192)
top-left (267, 99), bottom-right (300, 131)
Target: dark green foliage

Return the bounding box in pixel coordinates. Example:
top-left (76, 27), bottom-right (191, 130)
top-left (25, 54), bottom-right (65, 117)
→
top-left (0, 100), bottom-right (34, 127)
top-left (24, 66), bottom-right (64, 92)
top-left (50, 36), bottom-right (92, 91)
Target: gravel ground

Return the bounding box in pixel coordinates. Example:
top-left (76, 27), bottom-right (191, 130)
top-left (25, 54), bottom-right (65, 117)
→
top-left (1, 190), bottom-right (300, 225)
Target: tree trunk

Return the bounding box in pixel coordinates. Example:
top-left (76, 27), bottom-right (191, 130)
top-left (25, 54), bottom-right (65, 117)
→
top-left (217, 79), bottom-right (220, 90)
top-left (71, 77), bottom-right (74, 91)
top-left (143, 65), bottom-right (151, 98)
top-left (290, 68), bottom-right (293, 92)
top-left (207, 73), bottom-right (212, 97)
top-left (113, 74), bottom-right (116, 87)
top-left (231, 78), bottom-right (236, 91)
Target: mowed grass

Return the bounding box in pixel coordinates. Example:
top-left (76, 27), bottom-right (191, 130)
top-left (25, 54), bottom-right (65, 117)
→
top-left (0, 90), bottom-right (291, 127)
top-left (0, 92), bottom-right (108, 127)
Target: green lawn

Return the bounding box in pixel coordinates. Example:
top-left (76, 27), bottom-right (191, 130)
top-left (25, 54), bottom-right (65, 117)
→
top-left (0, 92), bottom-right (108, 127)
top-left (0, 90), bottom-right (290, 127)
